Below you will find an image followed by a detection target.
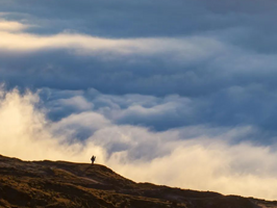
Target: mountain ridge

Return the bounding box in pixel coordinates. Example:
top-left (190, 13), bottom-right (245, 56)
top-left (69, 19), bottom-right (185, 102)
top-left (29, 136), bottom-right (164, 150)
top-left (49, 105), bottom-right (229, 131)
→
top-left (0, 154), bottom-right (276, 208)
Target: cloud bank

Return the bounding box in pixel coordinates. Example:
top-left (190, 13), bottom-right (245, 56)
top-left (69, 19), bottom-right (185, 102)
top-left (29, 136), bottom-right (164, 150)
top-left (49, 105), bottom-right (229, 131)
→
top-left (1, 88), bottom-right (277, 200)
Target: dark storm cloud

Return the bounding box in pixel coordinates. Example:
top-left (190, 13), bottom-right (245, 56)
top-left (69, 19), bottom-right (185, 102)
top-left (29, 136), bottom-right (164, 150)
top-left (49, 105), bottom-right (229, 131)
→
top-left (1, 0), bottom-right (276, 42)
top-left (1, 0), bottom-right (277, 139)
top-left (0, 0), bottom-right (210, 36)
top-left (37, 87), bottom-right (277, 145)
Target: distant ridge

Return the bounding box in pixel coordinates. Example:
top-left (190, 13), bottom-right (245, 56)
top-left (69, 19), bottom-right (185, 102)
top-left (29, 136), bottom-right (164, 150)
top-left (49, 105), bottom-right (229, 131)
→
top-left (0, 154), bottom-right (276, 208)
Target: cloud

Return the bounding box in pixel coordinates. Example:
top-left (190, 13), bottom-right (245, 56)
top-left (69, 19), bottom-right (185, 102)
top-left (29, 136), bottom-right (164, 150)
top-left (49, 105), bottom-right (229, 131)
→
top-left (1, 88), bottom-right (277, 200)
top-left (39, 87), bottom-right (277, 143)
top-left (0, 87), bottom-right (106, 162)
top-left (0, 27), bottom-right (226, 62)
top-left (1, 19), bottom-right (277, 101)
top-left (0, 19), bottom-right (29, 32)
top-left (110, 141), bottom-right (277, 200)
top-left (57, 96), bottom-right (93, 111)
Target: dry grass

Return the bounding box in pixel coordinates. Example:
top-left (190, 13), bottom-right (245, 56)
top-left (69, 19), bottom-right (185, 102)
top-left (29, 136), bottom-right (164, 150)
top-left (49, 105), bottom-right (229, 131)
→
top-left (0, 154), bottom-right (276, 208)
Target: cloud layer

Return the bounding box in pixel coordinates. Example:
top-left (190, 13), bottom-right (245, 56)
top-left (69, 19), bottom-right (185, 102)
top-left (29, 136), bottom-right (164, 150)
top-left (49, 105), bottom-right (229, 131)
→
top-left (1, 88), bottom-right (277, 200)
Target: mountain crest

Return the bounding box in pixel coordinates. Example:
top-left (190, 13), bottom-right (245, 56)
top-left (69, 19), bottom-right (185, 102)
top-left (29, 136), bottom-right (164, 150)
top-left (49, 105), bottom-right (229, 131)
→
top-left (0, 155), bottom-right (276, 208)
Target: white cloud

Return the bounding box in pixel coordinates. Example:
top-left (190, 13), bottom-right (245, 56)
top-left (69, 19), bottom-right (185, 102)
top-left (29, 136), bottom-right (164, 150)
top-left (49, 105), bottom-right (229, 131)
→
top-left (0, 19), bottom-right (29, 32)
top-left (0, 88), bottom-right (106, 162)
top-left (0, 20), bottom-right (225, 62)
top-left (53, 111), bottom-right (111, 137)
top-left (110, 141), bottom-right (277, 200)
top-left (57, 96), bottom-right (93, 110)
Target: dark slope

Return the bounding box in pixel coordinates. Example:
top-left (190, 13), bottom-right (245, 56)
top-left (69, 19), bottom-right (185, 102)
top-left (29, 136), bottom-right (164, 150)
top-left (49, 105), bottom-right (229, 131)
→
top-left (0, 155), bottom-right (276, 208)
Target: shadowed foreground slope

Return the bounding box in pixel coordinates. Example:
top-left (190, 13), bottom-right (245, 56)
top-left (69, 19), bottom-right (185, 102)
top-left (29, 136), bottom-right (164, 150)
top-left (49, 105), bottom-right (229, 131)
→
top-left (0, 155), bottom-right (276, 208)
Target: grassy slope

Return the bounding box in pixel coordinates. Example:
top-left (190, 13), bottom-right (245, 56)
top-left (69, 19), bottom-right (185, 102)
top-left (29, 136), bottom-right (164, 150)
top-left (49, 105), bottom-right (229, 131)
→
top-left (0, 155), bottom-right (276, 208)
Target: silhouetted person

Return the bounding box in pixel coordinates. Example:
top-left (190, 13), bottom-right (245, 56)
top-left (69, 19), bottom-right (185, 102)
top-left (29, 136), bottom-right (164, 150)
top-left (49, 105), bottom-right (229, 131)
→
top-left (91, 155), bottom-right (96, 164)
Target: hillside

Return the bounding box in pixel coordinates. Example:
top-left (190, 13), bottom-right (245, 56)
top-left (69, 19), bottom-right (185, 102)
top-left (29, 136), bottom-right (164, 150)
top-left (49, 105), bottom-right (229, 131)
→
top-left (0, 155), bottom-right (276, 208)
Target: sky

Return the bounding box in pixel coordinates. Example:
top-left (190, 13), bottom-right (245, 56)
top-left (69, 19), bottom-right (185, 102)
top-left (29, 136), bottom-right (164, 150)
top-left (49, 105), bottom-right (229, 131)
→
top-left (1, 0), bottom-right (277, 200)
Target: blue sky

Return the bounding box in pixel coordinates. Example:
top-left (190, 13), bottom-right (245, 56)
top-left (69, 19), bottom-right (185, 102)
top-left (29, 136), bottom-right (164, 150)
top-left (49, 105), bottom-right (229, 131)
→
top-left (1, 0), bottom-right (277, 199)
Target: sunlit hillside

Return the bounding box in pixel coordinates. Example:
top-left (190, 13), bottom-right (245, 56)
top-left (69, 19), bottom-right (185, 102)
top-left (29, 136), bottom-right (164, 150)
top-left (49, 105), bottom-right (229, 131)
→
top-left (0, 154), bottom-right (276, 208)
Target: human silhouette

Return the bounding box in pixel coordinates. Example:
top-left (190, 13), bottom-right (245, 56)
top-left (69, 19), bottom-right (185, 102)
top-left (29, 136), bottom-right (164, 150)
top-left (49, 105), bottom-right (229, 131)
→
top-left (91, 155), bottom-right (96, 164)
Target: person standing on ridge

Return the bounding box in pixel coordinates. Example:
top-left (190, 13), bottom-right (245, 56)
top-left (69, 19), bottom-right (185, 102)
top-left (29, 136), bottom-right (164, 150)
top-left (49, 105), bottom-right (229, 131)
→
top-left (91, 155), bottom-right (96, 164)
